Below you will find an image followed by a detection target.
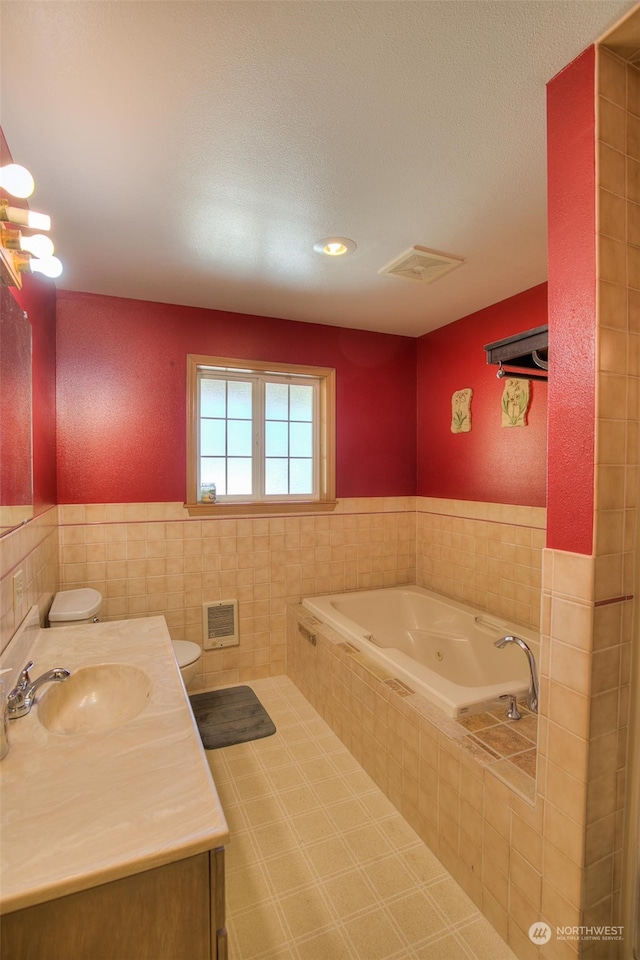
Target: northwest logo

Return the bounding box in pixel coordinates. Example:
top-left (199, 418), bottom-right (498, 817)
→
top-left (529, 922), bottom-right (552, 944)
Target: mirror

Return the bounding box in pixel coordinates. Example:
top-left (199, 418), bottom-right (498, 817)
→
top-left (0, 286), bottom-right (33, 536)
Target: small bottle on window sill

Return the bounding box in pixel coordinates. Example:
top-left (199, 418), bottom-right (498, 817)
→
top-left (201, 483), bottom-right (217, 503)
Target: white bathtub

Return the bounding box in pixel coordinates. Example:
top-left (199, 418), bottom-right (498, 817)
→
top-left (302, 585), bottom-right (539, 719)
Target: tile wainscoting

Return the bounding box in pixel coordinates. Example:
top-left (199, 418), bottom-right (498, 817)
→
top-left (54, 498), bottom-right (546, 691)
top-left (416, 499), bottom-right (546, 632)
top-left (0, 507), bottom-right (59, 653)
top-left (56, 498), bottom-right (416, 691)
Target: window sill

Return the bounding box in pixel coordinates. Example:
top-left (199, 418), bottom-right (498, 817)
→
top-left (184, 500), bottom-right (338, 518)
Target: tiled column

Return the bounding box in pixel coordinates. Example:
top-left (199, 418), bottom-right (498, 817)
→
top-left (537, 43), bottom-right (639, 960)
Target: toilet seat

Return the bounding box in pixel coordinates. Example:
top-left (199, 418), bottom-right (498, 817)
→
top-left (172, 640), bottom-right (201, 669)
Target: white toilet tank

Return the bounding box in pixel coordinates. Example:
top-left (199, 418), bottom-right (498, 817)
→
top-left (48, 588), bottom-right (103, 625)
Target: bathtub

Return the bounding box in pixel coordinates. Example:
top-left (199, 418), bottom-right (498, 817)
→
top-left (302, 585), bottom-right (539, 718)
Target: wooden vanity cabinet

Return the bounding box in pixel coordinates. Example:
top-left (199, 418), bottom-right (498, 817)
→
top-left (0, 848), bottom-right (227, 960)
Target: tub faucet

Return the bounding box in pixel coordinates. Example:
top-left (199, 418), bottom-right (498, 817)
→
top-left (6, 660), bottom-right (71, 719)
top-left (494, 636), bottom-right (539, 713)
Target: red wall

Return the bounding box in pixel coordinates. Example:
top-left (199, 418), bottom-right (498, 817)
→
top-left (3, 59), bottom-right (603, 524)
top-left (55, 291), bottom-right (417, 503)
top-left (546, 48), bottom-right (596, 555)
top-left (416, 285), bottom-right (548, 506)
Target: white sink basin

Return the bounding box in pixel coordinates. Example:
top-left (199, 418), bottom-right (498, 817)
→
top-left (38, 664), bottom-right (152, 735)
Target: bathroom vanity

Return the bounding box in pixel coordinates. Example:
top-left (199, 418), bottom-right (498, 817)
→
top-left (0, 612), bottom-right (229, 960)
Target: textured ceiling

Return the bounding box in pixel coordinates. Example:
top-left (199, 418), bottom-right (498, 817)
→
top-left (0, 0), bottom-right (635, 336)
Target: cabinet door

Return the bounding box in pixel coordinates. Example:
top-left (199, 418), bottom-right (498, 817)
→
top-left (1, 854), bottom-right (210, 960)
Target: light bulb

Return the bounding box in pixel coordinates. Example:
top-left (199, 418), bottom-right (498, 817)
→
top-left (31, 256), bottom-right (62, 278)
top-left (26, 210), bottom-right (51, 231)
top-left (19, 233), bottom-right (55, 258)
top-left (27, 256), bottom-right (63, 278)
top-left (0, 164), bottom-right (35, 199)
top-left (0, 202), bottom-right (51, 231)
top-left (313, 236), bottom-right (357, 257)
top-left (1, 228), bottom-right (56, 259)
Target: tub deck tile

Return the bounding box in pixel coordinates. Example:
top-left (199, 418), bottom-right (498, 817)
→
top-left (470, 724), bottom-right (534, 758)
top-left (458, 712), bottom-right (500, 732)
top-left (507, 748), bottom-right (538, 778)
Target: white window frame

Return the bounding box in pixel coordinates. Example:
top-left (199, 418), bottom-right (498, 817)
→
top-left (186, 355), bottom-right (337, 516)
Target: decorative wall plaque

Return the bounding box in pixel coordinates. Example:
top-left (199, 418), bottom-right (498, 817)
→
top-left (501, 378), bottom-right (530, 427)
top-left (451, 388), bottom-right (472, 433)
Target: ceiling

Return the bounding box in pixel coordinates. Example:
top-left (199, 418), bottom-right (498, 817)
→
top-left (0, 1), bottom-right (635, 337)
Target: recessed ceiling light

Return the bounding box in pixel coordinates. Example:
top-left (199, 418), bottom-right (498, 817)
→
top-left (313, 237), bottom-right (357, 256)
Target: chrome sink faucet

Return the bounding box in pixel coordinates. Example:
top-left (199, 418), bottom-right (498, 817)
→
top-left (6, 661), bottom-right (71, 719)
top-left (494, 635), bottom-right (539, 713)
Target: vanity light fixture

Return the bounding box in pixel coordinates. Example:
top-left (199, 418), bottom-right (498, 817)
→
top-left (313, 237), bottom-right (357, 257)
top-left (0, 166), bottom-right (62, 288)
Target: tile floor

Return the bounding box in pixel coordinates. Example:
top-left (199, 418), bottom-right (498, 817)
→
top-left (206, 676), bottom-right (517, 960)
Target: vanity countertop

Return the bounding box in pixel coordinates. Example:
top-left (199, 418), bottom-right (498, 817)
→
top-left (0, 615), bottom-right (228, 914)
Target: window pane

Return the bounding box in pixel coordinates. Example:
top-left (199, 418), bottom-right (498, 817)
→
top-left (227, 419), bottom-right (252, 456)
top-left (265, 382), bottom-right (289, 420)
top-left (227, 458), bottom-right (252, 495)
top-left (265, 459), bottom-right (288, 495)
top-left (227, 380), bottom-right (252, 419)
top-left (265, 421), bottom-right (288, 457)
top-left (201, 457), bottom-right (226, 496)
top-left (290, 458), bottom-right (313, 494)
top-left (289, 421), bottom-right (312, 458)
top-left (193, 361), bottom-right (326, 504)
top-left (200, 378), bottom-right (226, 418)
top-left (289, 384), bottom-right (313, 421)
top-left (200, 419), bottom-right (225, 456)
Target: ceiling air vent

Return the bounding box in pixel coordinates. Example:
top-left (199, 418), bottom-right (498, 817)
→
top-left (378, 246), bottom-right (464, 284)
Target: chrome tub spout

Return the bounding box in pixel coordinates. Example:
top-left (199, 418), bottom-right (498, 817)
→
top-left (494, 635), bottom-right (539, 713)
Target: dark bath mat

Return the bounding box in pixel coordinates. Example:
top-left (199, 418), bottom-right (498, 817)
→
top-left (189, 685), bottom-right (276, 750)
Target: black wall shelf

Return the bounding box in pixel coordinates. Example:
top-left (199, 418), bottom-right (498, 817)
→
top-left (484, 324), bottom-right (548, 381)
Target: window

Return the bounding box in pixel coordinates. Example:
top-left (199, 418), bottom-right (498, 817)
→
top-left (186, 355), bottom-right (336, 515)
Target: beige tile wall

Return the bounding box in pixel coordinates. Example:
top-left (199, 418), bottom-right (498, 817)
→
top-left (56, 496), bottom-right (547, 693)
top-left (537, 545), bottom-right (633, 960)
top-left (57, 498), bottom-right (416, 691)
top-left (0, 507), bottom-right (59, 653)
top-left (416, 499), bottom-right (546, 632)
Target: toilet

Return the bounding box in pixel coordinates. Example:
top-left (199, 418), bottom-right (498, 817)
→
top-left (169, 640), bottom-right (201, 687)
top-left (48, 589), bottom-right (202, 687)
